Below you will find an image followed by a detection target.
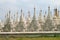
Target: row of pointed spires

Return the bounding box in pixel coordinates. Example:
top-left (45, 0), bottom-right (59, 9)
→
top-left (0, 6), bottom-right (60, 32)
top-left (5, 6), bottom-right (59, 22)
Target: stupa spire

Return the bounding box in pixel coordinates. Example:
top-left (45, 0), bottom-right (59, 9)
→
top-left (26, 11), bottom-right (31, 24)
top-left (47, 6), bottom-right (51, 19)
top-left (33, 6), bottom-right (36, 20)
top-left (28, 11), bottom-right (30, 18)
top-left (16, 11), bottom-right (18, 21)
top-left (20, 9), bottom-right (24, 21)
top-left (44, 11), bottom-right (47, 20)
top-left (34, 6), bottom-right (36, 16)
top-left (27, 6), bottom-right (41, 32)
top-left (3, 10), bottom-right (11, 32)
top-left (9, 10), bottom-right (10, 18)
top-left (39, 10), bottom-right (42, 20)
top-left (15, 9), bottom-right (25, 32)
top-left (4, 13), bottom-right (6, 25)
top-left (38, 9), bottom-right (43, 25)
top-left (54, 8), bottom-right (59, 17)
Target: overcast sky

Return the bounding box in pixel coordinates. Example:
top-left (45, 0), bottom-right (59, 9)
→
top-left (0, 0), bottom-right (60, 20)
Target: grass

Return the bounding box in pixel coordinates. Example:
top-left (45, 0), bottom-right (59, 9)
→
top-left (0, 34), bottom-right (60, 40)
top-left (0, 37), bottom-right (60, 40)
